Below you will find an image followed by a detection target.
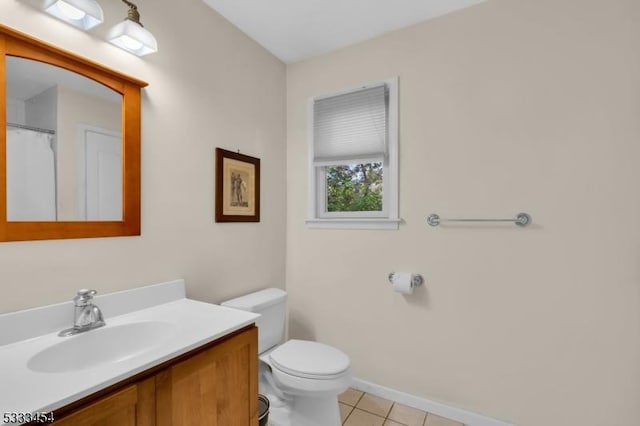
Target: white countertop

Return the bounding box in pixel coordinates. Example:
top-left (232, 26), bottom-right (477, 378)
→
top-left (0, 280), bottom-right (259, 424)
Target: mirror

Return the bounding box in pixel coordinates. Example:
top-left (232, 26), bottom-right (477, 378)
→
top-left (0, 24), bottom-right (147, 241)
top-left (7, 56), bottom-right (123, 221)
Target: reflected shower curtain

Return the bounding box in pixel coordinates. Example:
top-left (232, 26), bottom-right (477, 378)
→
top-left (6, 128), bottom-right (56, 221)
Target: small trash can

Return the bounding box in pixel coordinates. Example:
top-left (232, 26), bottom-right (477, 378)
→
top-left (258, 394), bottom-right (270, 426)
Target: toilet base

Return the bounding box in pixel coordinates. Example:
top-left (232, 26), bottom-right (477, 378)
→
top-left (260, 376), bottom-right (342, 426)
top-left (290, 394), bottom-right (341, 426)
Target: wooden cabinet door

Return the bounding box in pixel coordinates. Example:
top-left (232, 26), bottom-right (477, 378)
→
top-left (52, 377), bottom-right (155, 426)
top-left (156, 327), bottom-right (258, 426)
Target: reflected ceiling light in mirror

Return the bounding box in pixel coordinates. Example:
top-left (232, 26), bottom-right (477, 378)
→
top-left (43, 0), bottom-right (104, 30)
top-left (107, 0), bottom-right (157, 56)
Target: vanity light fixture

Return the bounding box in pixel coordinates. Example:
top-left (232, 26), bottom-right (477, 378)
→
top-left (43, 0), bottom-right (104, 30)
top-left (107, 0), bottom-right (158, 56)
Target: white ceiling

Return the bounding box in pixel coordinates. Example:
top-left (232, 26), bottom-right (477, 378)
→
top-left (202, 0), bottom-right (487, 63)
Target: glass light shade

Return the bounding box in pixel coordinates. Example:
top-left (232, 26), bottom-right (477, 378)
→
top-left (107, 20), bottom-right (157, 56)
top-left (43, 0), bottom-right (104, 30)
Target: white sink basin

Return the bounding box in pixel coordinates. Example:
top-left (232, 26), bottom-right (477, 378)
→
top-left (27, 321), bottom-right (176, 373)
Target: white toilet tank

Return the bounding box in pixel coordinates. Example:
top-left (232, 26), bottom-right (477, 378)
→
top-left (221, 288), bottom-right (287, 354)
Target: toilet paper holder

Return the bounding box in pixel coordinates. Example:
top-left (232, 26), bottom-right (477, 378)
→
top-left (388, 272), bottom-right (424, 288)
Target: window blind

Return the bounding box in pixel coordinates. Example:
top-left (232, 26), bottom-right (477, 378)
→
top-left (313, 84), bottom-right (388, 166)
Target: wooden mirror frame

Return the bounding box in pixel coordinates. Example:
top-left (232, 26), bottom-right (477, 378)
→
top-left (0, 24), bottom-right (147, 242)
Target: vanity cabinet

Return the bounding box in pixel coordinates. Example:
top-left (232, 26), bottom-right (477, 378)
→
top-left (155, 325), bottom-right (259, 425)
top-left (52, 379), bottom-right (155, 426)
top-left (48, 326), bottom-right (258, 426)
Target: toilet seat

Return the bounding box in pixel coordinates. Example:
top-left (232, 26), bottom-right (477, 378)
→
top-left (269, 339), bottom-right (350, 380)
top-left (270, 362), bottom-right (352, 396)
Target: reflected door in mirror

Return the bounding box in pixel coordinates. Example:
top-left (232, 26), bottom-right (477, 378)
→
top-left (82, 127), bottom-right (122, 220)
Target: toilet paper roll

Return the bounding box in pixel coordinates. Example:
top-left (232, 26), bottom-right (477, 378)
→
top-left (390, 272), bottom-right (415, 295)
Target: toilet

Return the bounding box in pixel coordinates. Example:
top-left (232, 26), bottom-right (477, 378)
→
top-left (221, 288), bottom-right (352, 426)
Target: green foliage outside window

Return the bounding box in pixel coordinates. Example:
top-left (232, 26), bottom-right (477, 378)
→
top-left (326, 162), bottom-right (383, 212)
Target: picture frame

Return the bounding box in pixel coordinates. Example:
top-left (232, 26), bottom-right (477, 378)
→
top-left (215, 148), bottom-right (260, 222)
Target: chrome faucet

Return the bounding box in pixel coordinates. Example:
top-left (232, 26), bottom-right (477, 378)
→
top-left (59, 289), bottom-right (106, 337)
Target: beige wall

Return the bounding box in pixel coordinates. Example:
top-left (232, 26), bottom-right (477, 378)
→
top-left (286, 0), bottom-right (640, 425)
top-left (0, 0), bottom-right (286, 311)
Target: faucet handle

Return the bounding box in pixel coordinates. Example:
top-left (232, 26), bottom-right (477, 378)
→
top-left (74, 289), bottom-right (97, 306)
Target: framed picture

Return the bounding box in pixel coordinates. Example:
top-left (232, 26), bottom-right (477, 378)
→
top-left (215, 148), bottom-right (260, 222)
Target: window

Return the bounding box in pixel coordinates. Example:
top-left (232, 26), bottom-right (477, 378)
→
top-left (306, 77), bottom-right (399, 230)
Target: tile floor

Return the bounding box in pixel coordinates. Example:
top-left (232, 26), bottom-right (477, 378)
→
top-left (338, 388), bottom-right (465, 426)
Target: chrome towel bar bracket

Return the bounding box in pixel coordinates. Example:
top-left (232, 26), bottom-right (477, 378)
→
top-left (388, 272), bottom-right (424, 288)
top-left (427, 212), bottom-right (531, 227)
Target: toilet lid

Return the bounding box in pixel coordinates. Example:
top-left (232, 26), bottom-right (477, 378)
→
top-left (269, 339), bottom-right (350, 379)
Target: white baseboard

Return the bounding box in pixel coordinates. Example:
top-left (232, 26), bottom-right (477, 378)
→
top-left (351, 378), bottom-right (515, 426)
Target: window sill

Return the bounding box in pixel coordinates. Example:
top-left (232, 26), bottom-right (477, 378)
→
top-left (305, 218), bottom-right (400, 230)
